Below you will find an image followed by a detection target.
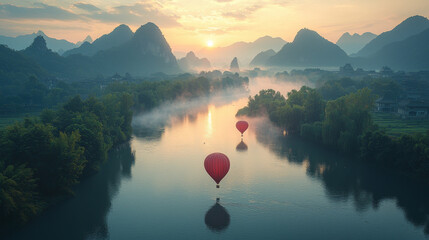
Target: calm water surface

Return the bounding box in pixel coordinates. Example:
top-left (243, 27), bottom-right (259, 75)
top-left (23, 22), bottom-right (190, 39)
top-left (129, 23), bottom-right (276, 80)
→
top-left (5, 81), bottom-right (429, 240)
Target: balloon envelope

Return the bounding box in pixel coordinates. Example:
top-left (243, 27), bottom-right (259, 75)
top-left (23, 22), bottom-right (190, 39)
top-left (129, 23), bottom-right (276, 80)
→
top-left (204, 153), bottom-right (230, 184)
top-left (236, 121), bottom-right (249, 134)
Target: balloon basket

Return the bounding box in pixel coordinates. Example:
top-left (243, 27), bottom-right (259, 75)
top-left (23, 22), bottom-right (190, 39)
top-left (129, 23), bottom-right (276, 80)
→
top-left (216, 184), bottom-right (220, 188)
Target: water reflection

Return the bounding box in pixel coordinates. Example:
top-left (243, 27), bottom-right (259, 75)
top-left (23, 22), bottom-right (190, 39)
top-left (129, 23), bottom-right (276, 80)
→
top-left (204, 199), bottom-right (231, 232)
top-left (254, 118), bottom-right (429, 236)
top-left (4, 143), bottom-right (135, 240)
top-left (132, 125), bottom-right (165, 141)
top-left (235, 140), bottom-right (248, 152)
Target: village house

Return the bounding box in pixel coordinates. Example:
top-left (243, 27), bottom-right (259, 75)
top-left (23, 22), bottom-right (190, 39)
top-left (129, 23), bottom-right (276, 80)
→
top-left (398, 100), bottom-right (429, 118)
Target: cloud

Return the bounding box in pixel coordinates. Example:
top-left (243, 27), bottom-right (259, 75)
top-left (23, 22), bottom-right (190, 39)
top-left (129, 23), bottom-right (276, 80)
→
top-left (74, 3), bottom-right (101, 12)
top-left (222, 4), bottom-right (262, 20)
top-left (83, 2), bottom-right (180, 27)
top-left (0, 2), bottom-right (179, 28)
top-left (0, 3), bottom-right (79, 20)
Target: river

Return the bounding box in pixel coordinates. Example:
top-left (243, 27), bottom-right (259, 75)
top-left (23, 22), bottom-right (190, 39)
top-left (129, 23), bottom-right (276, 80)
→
top-left (5, 79), bottom-right (429, 240)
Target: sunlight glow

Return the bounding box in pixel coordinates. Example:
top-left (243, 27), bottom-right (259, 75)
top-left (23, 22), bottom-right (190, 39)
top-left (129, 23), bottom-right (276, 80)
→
top-left (206, 40), bottom-right (214, 48)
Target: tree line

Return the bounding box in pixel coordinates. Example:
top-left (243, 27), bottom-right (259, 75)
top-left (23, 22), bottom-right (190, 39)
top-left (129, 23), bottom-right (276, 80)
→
top-left (0, 73), bottom-right (249, 227)
top-left (237, 86), bottom-right (429, 181)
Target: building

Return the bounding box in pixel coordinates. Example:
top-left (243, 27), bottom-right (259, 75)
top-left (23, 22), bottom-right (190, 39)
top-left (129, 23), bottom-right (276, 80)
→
top-left (375, 96), bottom-right (398, 112)
top-left (398, 100), bottom-right (429, 118)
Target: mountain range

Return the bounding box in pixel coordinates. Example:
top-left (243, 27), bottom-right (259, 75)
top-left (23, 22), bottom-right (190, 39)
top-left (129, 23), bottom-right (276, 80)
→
top-left (355, 15), bottom-right (429, 57)
top-left (336, 32), bottom-right (377, 55)
top-left (63, 24), bottom-right (134, 57)
top-left (178, 52), bottom-right (211, 72)
top-left (197, 36), bottom-right (287, 67)
top-left (0, 31), bottom-right (78, 53)
top-left (267, 29), bottom-right (349, 67)
top-left (368, 28), bottom-right (429, 71)
top-left (251, 15), bottom-right (429, 71)
top-left (0, 22), bottom-right (180, 79)
top-left (2, 15), bottom-right (429, 80)
top-left (250, 49), bottom-right (276, 67)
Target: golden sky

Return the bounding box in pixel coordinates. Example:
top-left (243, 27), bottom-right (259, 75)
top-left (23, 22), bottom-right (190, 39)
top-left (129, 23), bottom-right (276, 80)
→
top-left (0, 0), bottom-right (428, 52)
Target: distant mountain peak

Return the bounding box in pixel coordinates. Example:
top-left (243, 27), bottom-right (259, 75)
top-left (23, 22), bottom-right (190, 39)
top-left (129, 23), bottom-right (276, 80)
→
top-left (186, 51), bottom-right (196, 58)
top-left (356, 15), bottom-right (429, 57)
top-left (179, 51), bottom-right (211, 72)
top-left (28, 36), bottom-right (48, 51)
top-left (135, 22), bottom-right (162, 36)
top-left (230, 57), bottom-right (240, 72)
top-left (295, 28), bottom-right (324, 41)
top-left (36, 30), bottom-right (46, 36)
top-left (250, 49), bottom-right (276, 66)
top-left (337, 32), bottom-right (377, 55)
top-left (392, 15), bottom-right (429, 32)
top-left (84, 35), bottom-right (93, 43)
top-left (267, 28), bottom-right (348, 67)
top-left (114, 24), bottom-right (132, 31)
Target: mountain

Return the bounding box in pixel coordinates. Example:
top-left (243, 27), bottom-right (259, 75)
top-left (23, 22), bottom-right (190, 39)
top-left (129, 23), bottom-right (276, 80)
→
top-left (368, 28), bottom-right (429, 71)
top-left (178, 51), bottom-right (211, 72)
top-left (18, 23), bottom-right (180, 78)
top-left (197, 36), bottom-right (287, 67)
top-left (267, 29), bottom-right (349, 67)
top-left (76, 35), bottom-right (93, 47)
top-left (230, 57), bottom-right (240, 72)
top-left (20, 36), bottom-right (96, 78)
top-left (249, 49), bottom-right (276, 66)
top-left (336, 32), bottom-right (377, 55)
top-left (0, 44), bottom-right (46, 80)
top-left (91, 22), bottom-right (180, 75)
top-left (356, 15), bottom-right (429, 57)
top-left (63, 24), bottom-right (134, 57)
top-left (0, 30), bottom-right (76, 52)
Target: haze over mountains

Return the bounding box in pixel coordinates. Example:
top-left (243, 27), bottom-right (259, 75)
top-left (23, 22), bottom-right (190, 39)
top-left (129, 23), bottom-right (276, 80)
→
top-left (178, 51), bottom-right (211, 72)
top-left (251, 15), bottom-right (429, 71)
top-left (198, 36), bottom-right (287, 67)
top-left (2, 14), bottom-right (429, 81)
top-left (267, 29), bottom-right (349, 67)
top-left (0, 22), bottom-right (180, 79)
top-left (369, 27), bottom-right (429, 71)
top-left (355, 15), bottom-right (429, 57)
top-left (250, 49), bottom-right (276, 67)
top-left (0, 31), bottom-right (78, 53)
top-left (63, 24), bottom-right (134, 57)
top-left (336, 32), bottom-right (377, 55)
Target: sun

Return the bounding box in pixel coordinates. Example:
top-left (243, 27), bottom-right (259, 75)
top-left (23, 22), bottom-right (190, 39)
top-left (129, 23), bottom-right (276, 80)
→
top-left (206, 40), bottom-right (214, 48)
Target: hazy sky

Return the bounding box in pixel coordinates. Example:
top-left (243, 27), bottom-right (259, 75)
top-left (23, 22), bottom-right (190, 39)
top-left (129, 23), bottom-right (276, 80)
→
top-left (1, 0), bottom-right (428, 51)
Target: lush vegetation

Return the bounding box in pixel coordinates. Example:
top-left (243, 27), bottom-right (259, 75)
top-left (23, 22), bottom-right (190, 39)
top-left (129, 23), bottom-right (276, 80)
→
top-left (0, 93), bottom-right (132, 225)
top-left (0, 72), bottom-right (248, 226)
top-left (237, 86), bottom-right (429, 181)
top-left (317, 76), bottom-right (404, 100)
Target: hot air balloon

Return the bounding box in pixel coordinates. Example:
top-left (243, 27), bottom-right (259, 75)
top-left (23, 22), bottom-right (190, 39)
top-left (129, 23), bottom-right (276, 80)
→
top-left (204, 153), bottom-right (230, 188)
top-left (236, 121), bottom-right (249, 136)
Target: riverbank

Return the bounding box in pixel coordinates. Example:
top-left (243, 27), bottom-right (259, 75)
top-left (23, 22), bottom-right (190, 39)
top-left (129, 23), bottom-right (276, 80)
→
top-left (237, 87), bottom-right (429, 183)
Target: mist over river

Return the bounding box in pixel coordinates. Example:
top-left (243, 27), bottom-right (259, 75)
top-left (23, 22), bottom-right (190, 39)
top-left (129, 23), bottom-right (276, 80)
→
top-left (5, 78), bottom-right (429, 240)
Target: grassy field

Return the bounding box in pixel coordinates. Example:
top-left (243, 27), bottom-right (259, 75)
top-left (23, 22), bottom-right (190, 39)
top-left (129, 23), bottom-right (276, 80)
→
top-left (372, 112), bottom-right (429, 137)
top-left (0, 111), bottom-right (41, 129)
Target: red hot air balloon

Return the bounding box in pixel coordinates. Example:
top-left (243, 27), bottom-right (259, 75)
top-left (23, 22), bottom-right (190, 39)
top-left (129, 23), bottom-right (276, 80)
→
top-left (204, 153), bottom-right (230, 188)
top-left (236, 121), bottom-right (249, 136)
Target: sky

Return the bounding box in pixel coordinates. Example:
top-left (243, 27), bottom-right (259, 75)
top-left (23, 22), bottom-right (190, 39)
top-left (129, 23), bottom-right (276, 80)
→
top-left (0, 0), bottom-right (428, 52)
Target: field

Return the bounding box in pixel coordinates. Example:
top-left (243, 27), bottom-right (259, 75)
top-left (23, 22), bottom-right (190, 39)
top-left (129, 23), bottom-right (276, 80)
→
top-left (372, 112), bottom-right (429, 137)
